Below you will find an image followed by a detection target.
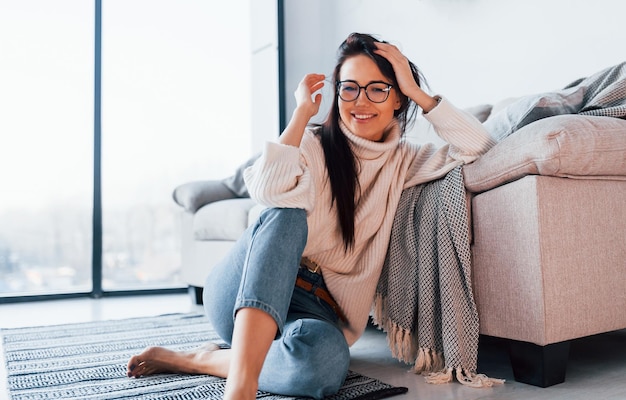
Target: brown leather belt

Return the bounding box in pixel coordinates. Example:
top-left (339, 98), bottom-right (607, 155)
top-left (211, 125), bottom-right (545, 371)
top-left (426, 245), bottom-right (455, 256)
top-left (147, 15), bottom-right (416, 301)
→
top-left (296, 257), bottom-right (347, 322)
top-left (295, 276), bottom-right (347, 322)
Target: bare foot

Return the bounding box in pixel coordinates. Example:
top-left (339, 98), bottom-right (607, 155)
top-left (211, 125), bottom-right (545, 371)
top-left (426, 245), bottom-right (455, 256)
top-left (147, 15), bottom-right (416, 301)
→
top-left (127, 343), bottom-right (223, 378)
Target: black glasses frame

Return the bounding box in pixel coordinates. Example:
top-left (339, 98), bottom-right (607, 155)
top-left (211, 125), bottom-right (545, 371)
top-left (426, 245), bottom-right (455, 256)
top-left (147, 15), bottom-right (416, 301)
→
top-left (336, 80), bottom-right (394, 103)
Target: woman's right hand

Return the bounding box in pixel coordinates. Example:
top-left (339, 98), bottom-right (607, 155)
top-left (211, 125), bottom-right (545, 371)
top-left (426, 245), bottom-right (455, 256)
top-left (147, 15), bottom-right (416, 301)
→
top-left (279, 73), bottom-right (325, 147)
top-left (294, 73), bottom-right (325, 120)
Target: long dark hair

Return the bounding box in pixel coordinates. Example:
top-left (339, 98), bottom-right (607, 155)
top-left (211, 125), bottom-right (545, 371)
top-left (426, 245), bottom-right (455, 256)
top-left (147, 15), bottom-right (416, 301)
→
top-left (317, 32), bottom-right (425, 251)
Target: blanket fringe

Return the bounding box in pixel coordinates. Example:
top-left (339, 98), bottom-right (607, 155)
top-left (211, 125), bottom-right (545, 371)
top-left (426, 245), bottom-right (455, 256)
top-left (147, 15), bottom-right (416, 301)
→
top-left (455, 368), bottom-right (506, 388)
top-left (372, 294), bottom-right (505, 388)
top-left (423, 368), bottom-right (505, 387)
top-left (424, 367), bottom-right (454, 384)
top-left (411, 347), bottom-right (445, 374)
top-left (372, 294), bottom-right (418, 364)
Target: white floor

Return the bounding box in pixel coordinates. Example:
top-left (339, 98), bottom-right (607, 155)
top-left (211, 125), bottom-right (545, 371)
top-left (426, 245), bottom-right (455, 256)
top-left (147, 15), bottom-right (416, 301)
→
top-left (1, 294), bottom-right (626, 400)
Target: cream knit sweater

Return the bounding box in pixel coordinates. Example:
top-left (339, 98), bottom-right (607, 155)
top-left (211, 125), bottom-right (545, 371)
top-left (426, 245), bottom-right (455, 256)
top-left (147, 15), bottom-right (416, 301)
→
top-left (244, 97), bottom-right (496, 346)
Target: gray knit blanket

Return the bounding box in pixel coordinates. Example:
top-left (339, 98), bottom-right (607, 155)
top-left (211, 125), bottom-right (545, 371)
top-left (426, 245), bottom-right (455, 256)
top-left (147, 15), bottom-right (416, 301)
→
top-left (373, 166), bottom-right (502, 387)
top-left (372, 61), bottom-right (626, 387)
top-left (484, 61), bottom-right (626, 141)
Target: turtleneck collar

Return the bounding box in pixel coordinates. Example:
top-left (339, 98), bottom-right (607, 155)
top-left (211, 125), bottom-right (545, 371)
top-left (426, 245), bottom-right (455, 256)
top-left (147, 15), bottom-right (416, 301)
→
top-left (338, 119), bottom-right (401, 160)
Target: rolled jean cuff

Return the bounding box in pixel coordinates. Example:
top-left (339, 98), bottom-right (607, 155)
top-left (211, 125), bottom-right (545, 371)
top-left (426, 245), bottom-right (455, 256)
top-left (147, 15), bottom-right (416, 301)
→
top-left (235, 299), bottom-right (285, 333)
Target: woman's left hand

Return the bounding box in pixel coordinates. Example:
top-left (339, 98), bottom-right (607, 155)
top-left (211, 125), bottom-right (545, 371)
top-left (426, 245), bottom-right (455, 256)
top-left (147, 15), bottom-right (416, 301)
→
top-left (374, 42), bottom-right (438, 112)
top-left (373, 42), bottom-right (419, 96)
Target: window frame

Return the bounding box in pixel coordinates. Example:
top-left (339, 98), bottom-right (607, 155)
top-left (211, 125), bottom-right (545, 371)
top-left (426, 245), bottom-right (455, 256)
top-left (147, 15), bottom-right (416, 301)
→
top-left (0, 0), bottom-right (279, 304)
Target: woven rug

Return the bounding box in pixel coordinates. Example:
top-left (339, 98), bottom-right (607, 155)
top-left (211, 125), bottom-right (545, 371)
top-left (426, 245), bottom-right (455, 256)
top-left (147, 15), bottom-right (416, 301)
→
top-left (1, 313), bottom-right (408, 400)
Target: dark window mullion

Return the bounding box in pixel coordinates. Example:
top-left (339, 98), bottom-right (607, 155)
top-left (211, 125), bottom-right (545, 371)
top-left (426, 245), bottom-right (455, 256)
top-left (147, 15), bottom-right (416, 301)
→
top-left (92, 0), bottom-right (103, 298)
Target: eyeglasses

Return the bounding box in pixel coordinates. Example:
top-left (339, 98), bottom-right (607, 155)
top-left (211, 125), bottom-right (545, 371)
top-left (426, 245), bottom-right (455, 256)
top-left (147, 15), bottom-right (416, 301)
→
top-left (337, 80), bottom-right (394, 103)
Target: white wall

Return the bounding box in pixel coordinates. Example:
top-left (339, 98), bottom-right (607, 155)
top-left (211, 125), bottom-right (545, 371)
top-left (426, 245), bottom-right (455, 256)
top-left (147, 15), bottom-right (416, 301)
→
top-left (283, 0), bottom-right (626, 125)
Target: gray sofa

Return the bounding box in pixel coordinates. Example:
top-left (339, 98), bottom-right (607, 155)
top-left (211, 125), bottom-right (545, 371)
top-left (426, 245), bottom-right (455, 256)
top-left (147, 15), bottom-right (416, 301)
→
top-left (172, 64), bottom-right (626, 388)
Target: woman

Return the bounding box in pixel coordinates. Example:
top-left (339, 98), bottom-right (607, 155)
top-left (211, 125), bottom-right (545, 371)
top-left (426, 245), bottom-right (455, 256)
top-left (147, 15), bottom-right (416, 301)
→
top-left (126, 33), bottom-right (495, 399)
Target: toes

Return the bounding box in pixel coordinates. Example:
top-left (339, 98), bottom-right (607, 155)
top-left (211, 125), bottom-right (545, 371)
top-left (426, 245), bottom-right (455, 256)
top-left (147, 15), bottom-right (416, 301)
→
top-left (127, 355), bottom-right (148, 378)
top-left (128, 361), bottom-right (148, 378)
top-left (127, 356), bottom-right (139, 375)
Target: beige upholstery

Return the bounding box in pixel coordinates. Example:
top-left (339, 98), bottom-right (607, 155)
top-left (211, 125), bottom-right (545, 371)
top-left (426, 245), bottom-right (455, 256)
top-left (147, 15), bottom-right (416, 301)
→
top-left (471, 176), bottom-right (626, 345)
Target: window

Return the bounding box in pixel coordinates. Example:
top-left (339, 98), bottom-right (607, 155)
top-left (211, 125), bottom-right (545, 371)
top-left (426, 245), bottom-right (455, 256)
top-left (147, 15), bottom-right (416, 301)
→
top-left (101, 1), bottom-right (251, 291)
top-left (0, 0), bottom-right (252, 299)
top-left (0, 0), bottom-right (94, 297)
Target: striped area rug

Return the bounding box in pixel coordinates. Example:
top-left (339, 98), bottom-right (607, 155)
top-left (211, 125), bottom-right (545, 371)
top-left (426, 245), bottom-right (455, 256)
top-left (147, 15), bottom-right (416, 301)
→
top-left (1, 313), bottom-right (407, 400)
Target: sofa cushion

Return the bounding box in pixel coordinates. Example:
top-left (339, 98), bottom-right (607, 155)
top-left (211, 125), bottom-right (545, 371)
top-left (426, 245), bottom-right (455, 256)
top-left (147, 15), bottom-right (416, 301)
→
top-left (463, 115), bottom-right (626, 193)
top-left (221, 153), bottom-right (260, 197)
top-left (193, 198), bottom-right (257, 241)
top-left (484, 88), bottom-right (584, 141)
top-left (173, 180), bottom-right (235, 213)
top-left (247, 203), bottom-right (267, 227)
top-left (464, 103), bottom-right (493, 123)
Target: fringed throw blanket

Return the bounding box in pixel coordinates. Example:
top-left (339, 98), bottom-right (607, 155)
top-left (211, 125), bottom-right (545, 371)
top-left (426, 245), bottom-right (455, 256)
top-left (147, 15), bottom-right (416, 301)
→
top-left (373, 166), bottom-right (503, 388)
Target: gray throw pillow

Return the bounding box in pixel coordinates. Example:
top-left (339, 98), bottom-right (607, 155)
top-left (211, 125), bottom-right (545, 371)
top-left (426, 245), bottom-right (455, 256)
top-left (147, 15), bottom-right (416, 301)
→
top-left (221, 153), bottom-right (260, 198)
top-left (484, 61), bottom-right (626, 142)
top-left (484, 86), bottom-right (584, 141)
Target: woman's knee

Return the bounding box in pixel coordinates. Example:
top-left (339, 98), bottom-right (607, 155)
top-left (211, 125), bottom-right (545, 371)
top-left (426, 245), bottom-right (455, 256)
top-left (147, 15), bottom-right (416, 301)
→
top-left (258, 207), bottom-right (308, 245)
top-left (260, 318), bottom-right (350, 398)
top-left (285, 319), bottom-right (349, 396)
top-left (298, 322), bottom-right (350, 396)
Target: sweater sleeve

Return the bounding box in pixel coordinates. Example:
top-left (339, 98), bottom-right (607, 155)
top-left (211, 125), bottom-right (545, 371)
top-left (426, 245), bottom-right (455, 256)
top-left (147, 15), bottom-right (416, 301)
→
top-left (243, 140), bottom-right (316, 211)
top-left (424, 96), bottom-right (497, 164)
top-left (401, 96), bottom-right (498, 189)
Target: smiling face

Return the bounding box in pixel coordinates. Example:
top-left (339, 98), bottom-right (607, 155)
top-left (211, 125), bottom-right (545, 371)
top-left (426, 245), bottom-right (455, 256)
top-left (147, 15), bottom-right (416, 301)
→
top-left (338, 55), bottom-right (401, 142)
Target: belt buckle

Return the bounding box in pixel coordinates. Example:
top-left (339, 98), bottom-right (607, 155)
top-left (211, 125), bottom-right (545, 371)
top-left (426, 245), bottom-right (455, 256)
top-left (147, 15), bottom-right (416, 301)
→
top-left (302, 257), bottom-right (321, 274)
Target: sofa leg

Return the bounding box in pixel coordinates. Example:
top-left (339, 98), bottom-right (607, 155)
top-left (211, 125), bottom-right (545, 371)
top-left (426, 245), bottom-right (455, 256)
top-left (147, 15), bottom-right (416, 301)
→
top-left (188, 286), bottom-right (204, 305)
top-left (508, 339), bottom-right (570, 387)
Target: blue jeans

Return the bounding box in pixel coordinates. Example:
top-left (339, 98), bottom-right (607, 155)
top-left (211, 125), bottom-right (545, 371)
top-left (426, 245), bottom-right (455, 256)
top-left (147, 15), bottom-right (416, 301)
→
top-left (203, 208), bottom-right (350, 399)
